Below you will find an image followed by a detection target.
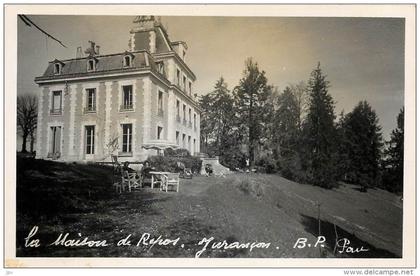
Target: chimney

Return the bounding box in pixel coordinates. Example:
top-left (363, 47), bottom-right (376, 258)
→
top-left (76, 46), bottom-right (83, 59)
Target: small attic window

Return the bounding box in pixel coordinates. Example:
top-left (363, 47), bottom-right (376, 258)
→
top-left (124, 55), bottom-right (132, 67)
top-left (54, 63), bottom-right (62, 75)
top-left (87, 59), bottom-right (96, 72)
top-left (157, 62), bottom-right (165, 75)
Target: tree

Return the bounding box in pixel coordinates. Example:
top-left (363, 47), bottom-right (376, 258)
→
top-left (289, 81), bottom-right (308, 130)
top-left (234, 58), bottom-right (273, 167)
top-left (382, 108), bottom-right (404, 193)
top-left (199, 77), bottom-right (245, 168)
top-left (271, 86), bottom-right (302, 179)
top-left (341, 101), bottom-right (384, 191)
top-left (17, 95), bottom-right (38, 153)
top-left (302, 62), bottom-right (338, 188)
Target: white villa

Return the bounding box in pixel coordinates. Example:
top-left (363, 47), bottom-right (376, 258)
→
top-left (34, 16), bottom-right (200, 162)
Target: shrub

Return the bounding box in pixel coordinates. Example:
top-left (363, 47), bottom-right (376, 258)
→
top-left (146, 155), bottom-right (202, 174)
top-left (255, 155), bottom-right (276, 174)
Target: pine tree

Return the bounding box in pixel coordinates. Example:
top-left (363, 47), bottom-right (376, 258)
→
top-left (234, 58), bottom-right (273, 167)
top-left (302, 62), bottom-right (338, 188)
top-left (199, 77), bottom-right (244, 168)
top-left (382, 108), bottom-right (404, 193)
top-left (272, 86), bottom-right (301, 179)
top-left (342, 101), bottom-right (383, 191)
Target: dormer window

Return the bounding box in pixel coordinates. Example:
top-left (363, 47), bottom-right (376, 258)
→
top-left (157, 62), bottom-right (165, 75)
top-left (54, 63), bottom-right (61, 74)
top-left (87, 59), bottom-right (96, 72)
top-left (124, 55), bottom-right (132, 67)
top-left (53, 59), bottom-right (64, 75)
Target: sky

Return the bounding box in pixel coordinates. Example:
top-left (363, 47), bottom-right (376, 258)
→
top-left (17, 15), bottom-right (404, 140)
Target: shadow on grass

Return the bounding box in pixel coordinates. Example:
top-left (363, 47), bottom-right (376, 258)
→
top-left (16, 156), bottom-right (169, 257)
top-left (300, 214), bottom-right (399, 258)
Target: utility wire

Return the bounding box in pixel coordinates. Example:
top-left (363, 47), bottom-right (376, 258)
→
top-left (19, 15), bottom-right (67, 48)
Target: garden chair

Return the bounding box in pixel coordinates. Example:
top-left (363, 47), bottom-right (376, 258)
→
top-left (161, 173), bottom-right (180, 192)
top-left (123, 170), bottom-right (141, 192)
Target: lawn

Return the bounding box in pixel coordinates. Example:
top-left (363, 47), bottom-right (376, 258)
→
top-left (16, 156), bottom-right (402, 258)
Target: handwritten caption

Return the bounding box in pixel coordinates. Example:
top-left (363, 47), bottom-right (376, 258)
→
top-left (24, 226), bottom-right (368, 257)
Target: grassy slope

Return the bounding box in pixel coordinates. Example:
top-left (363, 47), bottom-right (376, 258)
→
top-left (16, 157), bottom-right (402, 258)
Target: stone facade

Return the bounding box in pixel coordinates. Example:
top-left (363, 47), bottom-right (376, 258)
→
top-left (35, 16), bottom-right (200, 162)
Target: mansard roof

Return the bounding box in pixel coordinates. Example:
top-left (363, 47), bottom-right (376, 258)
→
top-left (35, 50), bottom-right (156, 82)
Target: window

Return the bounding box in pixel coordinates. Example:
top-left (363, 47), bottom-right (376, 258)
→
top-left (183, 104), bottom-right (186, 124)
top-left (176, 131), bottom-right (180, 145)
top-left (183, 76), bottom-right (187, 91)
top-left (193, 139), bottom-right (196, 154)
top-left (189, 108), bottom-right (192, 123)
top-left (121, 85), bottom-right (133, 110)
top-left (157, 126), bottom-right (163, 140)
top-left (182, 133), bottom-right (186, 148)
top-left (85, 126), bottom-right (95, 155)
top-left (176, 69), bottom-right (180, 85)
top-left (158, 91), bottom-right (163, 116)
top-left (85, 88), bottom-right (96, 112)
top-left (51, 90), bottom-right (62, 114)
top-left (189, 82), bottom-right (192, 95)
top-left (49, 126), bottom-right (61, 157)
top-left (87, 59), bottom-right (96, 71)
top-left (121, 124), bottom-right (132, 153)
top-left (124, 55), bottom-right (131, 67)
top-left (188, 136), bottom-right (191, 151)
top-left (176, 100), bottom-right (180, 121)
top-left (157, 62), bottom-right (164, 74)
top-left (54, 63), bottom-right (61, 74)
top-left (194, 113), bottom-right (197, 130)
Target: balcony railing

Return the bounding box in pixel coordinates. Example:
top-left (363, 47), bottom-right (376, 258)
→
top-left (120, 104), bottom-right (134, 111)
top-left (50, 108), bottom-right (62, 115)
top-left (176, 115), bottom-right (181, 122)
top-left (84, 106), bottom-right (96, 113)
top-left (158, 109), bottom-right (164, 117)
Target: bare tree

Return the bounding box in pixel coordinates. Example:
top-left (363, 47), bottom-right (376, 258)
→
top-left (17, 95), bottom-right (37, 153)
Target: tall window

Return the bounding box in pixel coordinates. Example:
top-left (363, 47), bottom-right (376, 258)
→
top-left (157, 126), bottom-right (163, 140)
top-left (49, 126), bottom-right (61, 155)
top-left (194, 113), bottom-right (197, 130)
top-left (176, 131), bottom-right (180, 145)
top-left (122, 85), bottom-right (133, 110)
top-left (189, 108), bottom-right (192, 123)
top-left (188, 136), bottom-right (191, 152)
top-left (183, 104), bottom-right (186, 123)
top-left (158, 91), bottom-right (163, 116)
top-left (51, 90), bottom-right (62, 114)
top-left (122, 124), bottom-right (132, 153)
top-left (183, 76), bottom-right (187, 91)
top-left (124, 55), bottom-right (131, 67)
top-left (176, 69), bottom-right (180, 86)
top-left (182, 133), bottom-right (186, 148)
top-left (189, 82), bottom-right (192, 95)
top-left (176, 100), bottom-right (180, 121)
top-left (85, 125), bottom-right (95, 155)
top-left (85, 88), bottom-right (96, 112)
top-left (193, 139), bottom-right (196, 154)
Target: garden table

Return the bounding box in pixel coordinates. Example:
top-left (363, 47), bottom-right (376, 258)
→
top-left (149, 171), bottom-right (171, 189)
